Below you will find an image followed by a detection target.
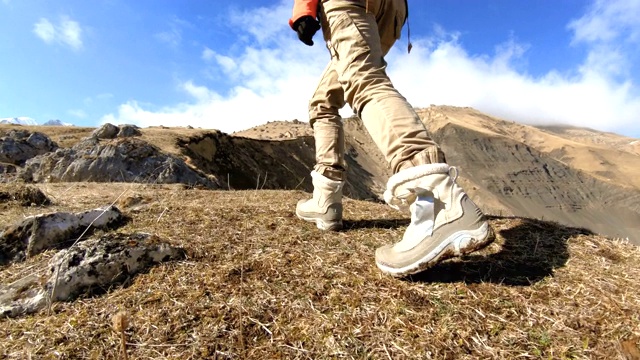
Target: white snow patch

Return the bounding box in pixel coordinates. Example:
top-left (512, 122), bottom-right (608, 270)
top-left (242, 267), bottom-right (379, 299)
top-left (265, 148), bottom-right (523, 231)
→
top-left (0, 117), bottom-right (38, 126)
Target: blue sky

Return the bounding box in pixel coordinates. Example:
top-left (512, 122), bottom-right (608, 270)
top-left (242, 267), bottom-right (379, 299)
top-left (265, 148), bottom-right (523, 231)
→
top-left (1, 0), bottom-right (639, 137)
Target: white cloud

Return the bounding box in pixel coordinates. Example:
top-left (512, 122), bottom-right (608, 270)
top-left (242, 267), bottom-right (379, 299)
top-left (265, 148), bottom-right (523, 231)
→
top-left (84, 93), bottom-right (114, 105)
top-left (33, 19), bottom-right (55, 43)
top-left (385, 30), bottom-right (640, 135)
top-left (68, 109), bottom-right (87, 118)
top-left (101, 0), bottom-right (329, 133)
top-left (569, 0), bottom-right (640, 81)
top-left (215, 54), bottom-right (237, 74)
top-left (201, 47), bottom-right (215, 61)
top-left (228, 1), bottom-right (292, 45)
top-left (102, 0), bottom-right (640, 137)
top-left (33, 16), bottom-right (83, 50)
top-left (155, 17), bottom-right (191, 48)
top-left (202, 47), bottom-right (237, 73)
top-left (568, 0), bottom-right (640, 44)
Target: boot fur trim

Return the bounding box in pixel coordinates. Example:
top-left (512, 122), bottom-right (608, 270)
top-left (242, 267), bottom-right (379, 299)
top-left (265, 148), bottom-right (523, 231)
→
top-left (384, 163), bottom-right (450, 210)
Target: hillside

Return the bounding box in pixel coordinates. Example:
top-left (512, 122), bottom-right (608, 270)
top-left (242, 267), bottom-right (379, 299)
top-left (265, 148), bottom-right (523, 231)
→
top-left (1, 183), bottom-right (639, 358)
top-left (417, 106), bottom-right (640, 191)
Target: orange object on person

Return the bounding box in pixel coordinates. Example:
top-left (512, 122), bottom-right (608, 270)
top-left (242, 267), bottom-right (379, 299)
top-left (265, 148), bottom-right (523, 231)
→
top-left (289, 0), bottom-right (319, 28)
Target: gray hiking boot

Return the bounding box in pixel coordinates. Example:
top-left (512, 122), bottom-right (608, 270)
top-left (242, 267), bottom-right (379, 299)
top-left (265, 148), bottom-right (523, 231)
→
top-left (296, 171), bottom-right (344, 231)
top-left (376, 163), bottom-right (493, 277)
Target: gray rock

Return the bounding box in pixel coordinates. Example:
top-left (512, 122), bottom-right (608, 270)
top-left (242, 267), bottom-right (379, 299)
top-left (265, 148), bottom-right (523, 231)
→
top-left (20, 137), bottom-right (219, 188)
top-left (0, 206), bottom-right (125, 265)
top-left (117, 124), bottom-right (142, 138)
top-left (0, 130), bottom-right (59, 165)
top-left (0, 232), bottom-right (186, 318)
top-left (92, 123), bottom-right (119, 139)
top-left (0, 185), bottom-right (50, 206)
top-left (0, 162), bottom-right (17, 173)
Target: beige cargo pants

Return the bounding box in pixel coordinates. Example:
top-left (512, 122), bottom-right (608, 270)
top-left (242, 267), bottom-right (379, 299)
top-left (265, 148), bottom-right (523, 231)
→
top-left (310, 0), bottom-right (445, 181)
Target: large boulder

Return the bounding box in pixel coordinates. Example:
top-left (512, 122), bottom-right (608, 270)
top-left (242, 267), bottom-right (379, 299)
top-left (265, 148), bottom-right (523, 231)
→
top-left (0, 232), bottom-right (186, 318)
top-left (19, 137), bottom-right (219, 188)
top-left (0, 130), bottom-right (58, 165)
top-left (91, 123), bottom-right (119, 139)
top-left (0, 206), bottom-right (125, 265)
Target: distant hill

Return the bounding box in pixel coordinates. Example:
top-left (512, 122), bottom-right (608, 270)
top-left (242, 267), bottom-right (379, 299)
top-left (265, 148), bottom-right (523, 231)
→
top-left (42, 119), bottom-right (74, 126)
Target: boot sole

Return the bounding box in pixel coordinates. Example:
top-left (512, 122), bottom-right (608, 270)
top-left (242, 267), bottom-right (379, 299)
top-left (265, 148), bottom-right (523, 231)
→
top-left (296, 213), bottom-right (343, 231)
top-left (376, 222), bottom-right (493, 278)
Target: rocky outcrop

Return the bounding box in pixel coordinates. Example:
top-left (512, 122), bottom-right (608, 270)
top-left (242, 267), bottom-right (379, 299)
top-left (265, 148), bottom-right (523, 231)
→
top-left (20, 137), bottom-right (219, 188)
top-left (0, 130), bottom-right (58, 166)
top-left (0, 206), bottom-right (125, 265)
top-left (0, 232), bottom-right (186, 318)
top-left (178, 128), bottom-right (388, 200)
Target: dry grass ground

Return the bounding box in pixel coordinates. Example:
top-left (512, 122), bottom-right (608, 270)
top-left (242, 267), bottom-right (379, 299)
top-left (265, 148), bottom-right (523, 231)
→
top-left (1, 182), bottom-right (639, 359)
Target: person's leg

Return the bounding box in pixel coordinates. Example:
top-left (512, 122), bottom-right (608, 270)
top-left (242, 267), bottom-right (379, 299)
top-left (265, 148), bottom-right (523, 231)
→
top-left (310, 63), bottom-right (347, 181)
top-left (321, 0), bottom-right (444, 173)
top-left (322, 0), bottom-right (492, 276)
top-left (296, 62), bottom-right (346, 231)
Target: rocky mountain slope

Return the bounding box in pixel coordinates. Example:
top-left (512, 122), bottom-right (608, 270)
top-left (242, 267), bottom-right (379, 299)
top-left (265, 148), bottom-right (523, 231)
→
top-left (416, 107), bottom-right (640, 243)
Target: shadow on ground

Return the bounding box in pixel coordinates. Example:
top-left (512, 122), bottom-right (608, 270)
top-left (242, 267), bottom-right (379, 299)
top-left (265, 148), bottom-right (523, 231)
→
top-left (343, 215), bottom-right (590, 286)
top-left (343, 218), bottom-right (410, 230)
top-left (407, 216), bottom-right (591, 286)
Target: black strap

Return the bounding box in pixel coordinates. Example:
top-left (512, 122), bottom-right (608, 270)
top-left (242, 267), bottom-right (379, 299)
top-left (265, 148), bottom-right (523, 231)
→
top-left (404, 0), bottom-right (409, 23)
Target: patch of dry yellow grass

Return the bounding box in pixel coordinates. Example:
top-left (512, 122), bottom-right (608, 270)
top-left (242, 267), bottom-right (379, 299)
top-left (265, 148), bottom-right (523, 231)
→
top-left (1, 183), bottom-right (639, 359)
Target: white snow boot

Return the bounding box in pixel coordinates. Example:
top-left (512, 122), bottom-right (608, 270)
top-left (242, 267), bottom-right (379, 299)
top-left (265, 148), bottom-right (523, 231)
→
top-left (376, 163), bottom-right (493, 277)
top-left (296, 171), bottom-right (344, 231)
